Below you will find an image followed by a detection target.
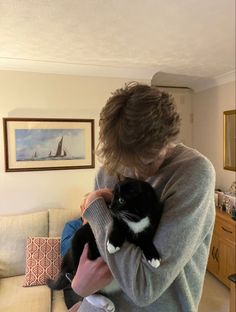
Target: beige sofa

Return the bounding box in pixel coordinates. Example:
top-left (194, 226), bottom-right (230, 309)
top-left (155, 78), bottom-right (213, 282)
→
top-left (0, 208), bottom-right (80, 312)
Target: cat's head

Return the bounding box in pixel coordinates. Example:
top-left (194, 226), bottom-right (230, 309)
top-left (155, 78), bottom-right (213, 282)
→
top-left (108, 178), bottom-right (158, 222)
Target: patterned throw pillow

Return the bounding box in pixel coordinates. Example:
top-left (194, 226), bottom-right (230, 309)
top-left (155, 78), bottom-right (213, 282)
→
top-left (23, 237), bottom-right (61, 287)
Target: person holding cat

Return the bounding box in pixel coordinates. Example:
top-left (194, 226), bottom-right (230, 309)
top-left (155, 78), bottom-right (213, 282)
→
top-left (70, 82), bottom-right (216, 312)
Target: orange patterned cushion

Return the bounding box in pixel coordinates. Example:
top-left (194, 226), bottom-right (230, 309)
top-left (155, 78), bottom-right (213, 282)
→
top-left (23, 237), bottom-right (61, 287)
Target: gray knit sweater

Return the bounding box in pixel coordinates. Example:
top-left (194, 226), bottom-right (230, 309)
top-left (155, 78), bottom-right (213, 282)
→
top-left (80, 144), bottom-right (216, 312)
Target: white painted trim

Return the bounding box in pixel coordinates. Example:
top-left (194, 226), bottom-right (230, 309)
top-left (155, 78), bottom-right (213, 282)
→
top-left (193, 70), bottom-right (235, 92)
top-left (0, 57), bottom-right (234, 90)
top-left (0, 57), bottom-right (157, 81)
top-left (214, 70), bottom-right (236, 85)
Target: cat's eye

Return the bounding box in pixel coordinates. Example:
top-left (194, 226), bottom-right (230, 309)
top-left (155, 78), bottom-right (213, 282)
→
top-left (118, 197), bottom-right (125, 205)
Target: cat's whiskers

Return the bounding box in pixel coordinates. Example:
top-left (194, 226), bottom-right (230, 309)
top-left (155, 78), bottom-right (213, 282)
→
top-left (119, 210), bottom-right (140, 222)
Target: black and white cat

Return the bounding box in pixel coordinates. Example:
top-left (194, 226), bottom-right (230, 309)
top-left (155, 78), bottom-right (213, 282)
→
top-left (47, 178), bottom-right (163, 311)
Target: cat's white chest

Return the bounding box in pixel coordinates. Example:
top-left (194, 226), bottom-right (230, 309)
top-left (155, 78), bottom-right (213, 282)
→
top-left (124, 216), bottom-right (150, 234)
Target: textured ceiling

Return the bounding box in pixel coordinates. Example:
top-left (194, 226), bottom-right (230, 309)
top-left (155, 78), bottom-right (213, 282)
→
top-left (0, 0), bottom-right (235, 82)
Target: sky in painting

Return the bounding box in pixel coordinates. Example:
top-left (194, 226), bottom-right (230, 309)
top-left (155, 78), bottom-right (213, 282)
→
top-left (15, 129), bottom-right (85, 160)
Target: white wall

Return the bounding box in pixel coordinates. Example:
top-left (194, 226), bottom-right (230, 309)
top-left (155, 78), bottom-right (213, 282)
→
top-left (0, 70), bottom-right (148, 215)
top-left (158, 87), bottom-right (193, 147)
top-left (1, 70), bottom-right (234, 214)
top-left (193, 81), bottom-right (235, 191)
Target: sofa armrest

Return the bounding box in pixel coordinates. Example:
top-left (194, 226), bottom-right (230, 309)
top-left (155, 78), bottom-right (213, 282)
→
top-left (0, 210), bottom-right (48, 278)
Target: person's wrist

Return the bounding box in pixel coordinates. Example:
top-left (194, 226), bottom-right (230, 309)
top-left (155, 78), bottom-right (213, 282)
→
top-left (71, 278), bottom-right (83, 296)
top-left (85, 191), bottom-right (102, 206)
top-left (82, 194), bottom-right (103, 216)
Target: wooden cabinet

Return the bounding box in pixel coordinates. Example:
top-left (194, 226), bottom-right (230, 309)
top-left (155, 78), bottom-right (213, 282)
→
top-left (207, 208), bottom-right (236, 287)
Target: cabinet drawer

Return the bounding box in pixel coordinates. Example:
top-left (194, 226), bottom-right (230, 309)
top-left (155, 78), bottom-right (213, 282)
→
top-left (215, 220), bottom-right (236, 243)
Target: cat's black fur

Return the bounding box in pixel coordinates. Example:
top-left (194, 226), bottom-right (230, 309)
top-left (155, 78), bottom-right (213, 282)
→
top-left (47, 178), bottom-right (163, 291)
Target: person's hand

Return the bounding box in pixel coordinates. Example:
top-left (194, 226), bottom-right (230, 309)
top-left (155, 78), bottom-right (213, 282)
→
top-left (71, 244), bottom-right (113, 297)
top-left (68, 301), bottom-right (82, 312)
top-left (79, 197), bottom-right (89, 224)
top-left (80, 189), bottom-right (113, 216)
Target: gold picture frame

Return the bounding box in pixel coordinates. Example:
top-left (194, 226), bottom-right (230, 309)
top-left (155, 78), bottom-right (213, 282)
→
top-left (223, 110), bottom-right (236, 171)
top-left (3, 118), bottom-right (95, 172)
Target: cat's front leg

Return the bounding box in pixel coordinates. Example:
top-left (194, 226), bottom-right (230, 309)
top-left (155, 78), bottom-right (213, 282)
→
top-left (141, 242), bottom-right (161, 268)
top-left (107, 220), bottom-right (125, 254)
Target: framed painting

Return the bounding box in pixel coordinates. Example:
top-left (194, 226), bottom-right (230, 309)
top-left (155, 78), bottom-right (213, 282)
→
top-left (3, 118), bottom-right (95, 172)
top-left (223, 110), bottom-right (236, 171)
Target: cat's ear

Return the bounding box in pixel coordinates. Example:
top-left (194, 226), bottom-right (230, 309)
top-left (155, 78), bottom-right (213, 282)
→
top-left (113, 183), bottom-right (120, 194)
top-left (143, 182), bottom-right (157, 200)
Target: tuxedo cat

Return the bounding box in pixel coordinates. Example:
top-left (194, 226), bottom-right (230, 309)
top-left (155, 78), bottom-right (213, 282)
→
top-left (47, 178), bottom-right (163, 311)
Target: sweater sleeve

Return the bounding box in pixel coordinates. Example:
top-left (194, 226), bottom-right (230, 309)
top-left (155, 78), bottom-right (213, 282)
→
top-left (84, 158), bottom-right (216, 307)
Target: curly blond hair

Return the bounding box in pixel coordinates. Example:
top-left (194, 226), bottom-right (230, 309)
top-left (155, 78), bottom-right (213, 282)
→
top-left (97, 82), bottom-right (180, 175)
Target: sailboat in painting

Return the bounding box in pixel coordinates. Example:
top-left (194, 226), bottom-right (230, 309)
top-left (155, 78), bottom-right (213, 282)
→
top-left (32, 151), bottom-right (37, 160)
top-left (29, 137), bottom-right (68, 161)
top-left (50, 136), bottom-right (67, 159)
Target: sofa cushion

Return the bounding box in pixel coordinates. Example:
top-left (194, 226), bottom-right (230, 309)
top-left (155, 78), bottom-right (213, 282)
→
top-left (52, 289), bottom-right (68, 312)
top-left (49, 208), bottom-right (80, 237)
top-left (23, 237), bottom-right (61, 287)
top-left (0, 210), bottom-right (48, 278)
top-left (0, 275), bottom-right (51, 312)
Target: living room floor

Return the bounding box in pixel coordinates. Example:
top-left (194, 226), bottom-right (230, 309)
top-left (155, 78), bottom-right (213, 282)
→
top-left (199, 272), bottom-right (230, 312)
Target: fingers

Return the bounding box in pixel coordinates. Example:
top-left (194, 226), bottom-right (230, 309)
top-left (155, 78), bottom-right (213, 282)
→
top-left (80, 189), bottom-right (113, 214)
top-left (71, 244), bottom-right (113, 297)
top-left (82, 217), bottom-right (88, 224)
top-left (97, 189), bottom-right (113, 203)
top-left (80, 197), bottom-right (87, 215)
top-left (80, 246), bottom-right (107, 270)
top-left (80, 243), bottom-right (89, 262)
top-left (96, 263), bottom-right (113, 282)
top-left (93, 257), bottom-right (113, 282)
top-left (80, 245), bottom-right (111, 277)
top-left (68, 301), bottom-right (82, 312)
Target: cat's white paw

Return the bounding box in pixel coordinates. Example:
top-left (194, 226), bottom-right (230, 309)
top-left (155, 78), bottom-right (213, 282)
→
top-left (148, 258), bottom-right (161, 268)
top-left (107, 241), bottom-right (120, 254)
